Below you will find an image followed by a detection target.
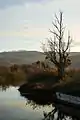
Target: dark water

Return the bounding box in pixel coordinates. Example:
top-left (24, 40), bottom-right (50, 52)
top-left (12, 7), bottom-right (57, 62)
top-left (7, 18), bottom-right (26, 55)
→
top-left (0, 85), bottom-right (80, 120)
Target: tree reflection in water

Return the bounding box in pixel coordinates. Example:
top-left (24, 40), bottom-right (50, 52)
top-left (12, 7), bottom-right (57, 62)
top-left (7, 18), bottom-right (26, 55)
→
top-left (19, 89), bottom-right (80, 120)
top-left (0, 85), bottom-right (9, 91)
top-left (42, 107), bottom-right (78, 120)
top-left (0, 82), bottom-right (79, 120)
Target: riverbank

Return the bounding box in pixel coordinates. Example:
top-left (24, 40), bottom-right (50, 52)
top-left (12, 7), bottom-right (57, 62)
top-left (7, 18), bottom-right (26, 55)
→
top-left (0, 64), bottom-right (80, 97)
top-left (18, 68), bottom-right (80, 97)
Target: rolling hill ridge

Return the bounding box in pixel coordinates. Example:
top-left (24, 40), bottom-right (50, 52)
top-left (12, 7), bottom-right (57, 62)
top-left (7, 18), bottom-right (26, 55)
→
top-left (0, 50), bottom-right (79, 68)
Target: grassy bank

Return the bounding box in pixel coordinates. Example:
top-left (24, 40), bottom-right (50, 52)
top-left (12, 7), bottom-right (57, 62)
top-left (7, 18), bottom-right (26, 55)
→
top-left (52, 69), bottom-right (80, 96)
top-left (0, 63), bottom-right (80, 95)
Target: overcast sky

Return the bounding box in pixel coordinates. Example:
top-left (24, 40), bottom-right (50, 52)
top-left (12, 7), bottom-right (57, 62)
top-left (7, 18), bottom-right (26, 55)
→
top-left (0, 0), bottom-right (80, 52)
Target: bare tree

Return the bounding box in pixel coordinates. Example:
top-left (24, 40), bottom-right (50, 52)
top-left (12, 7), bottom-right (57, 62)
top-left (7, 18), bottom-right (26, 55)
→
top-left (43, 12), bottom-right (72, 80)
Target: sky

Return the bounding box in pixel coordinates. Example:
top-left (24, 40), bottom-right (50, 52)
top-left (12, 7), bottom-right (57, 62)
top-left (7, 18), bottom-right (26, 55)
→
top-left (0, 0), bottom-right (80, 52)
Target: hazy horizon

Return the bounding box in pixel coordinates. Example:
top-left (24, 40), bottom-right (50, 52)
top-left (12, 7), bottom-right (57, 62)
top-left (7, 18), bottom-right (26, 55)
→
top-left (0, 50), bottom-right (80, 53)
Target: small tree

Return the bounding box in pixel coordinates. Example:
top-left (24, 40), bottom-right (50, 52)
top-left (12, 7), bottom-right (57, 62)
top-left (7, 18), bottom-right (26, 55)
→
top-left (43, 12), bottom-right (72, 80)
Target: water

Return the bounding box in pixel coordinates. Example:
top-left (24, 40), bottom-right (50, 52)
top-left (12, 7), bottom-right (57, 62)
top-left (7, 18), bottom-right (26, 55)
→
top-left (0, 86), bottom-right (52, 120)
top-left (0, 85), bottom-right (80, 120)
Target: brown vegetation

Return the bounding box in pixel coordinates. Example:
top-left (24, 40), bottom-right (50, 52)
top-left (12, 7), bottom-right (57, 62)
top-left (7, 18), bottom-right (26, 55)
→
top-left (0, 62), bottom-right (80, 92)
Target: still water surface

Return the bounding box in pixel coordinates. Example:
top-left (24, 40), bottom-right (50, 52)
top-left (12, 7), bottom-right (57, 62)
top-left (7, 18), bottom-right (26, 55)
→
top-left (0, 84), bottom-right (80, 120)
top-left (0, 86), bottom-right (52, 120)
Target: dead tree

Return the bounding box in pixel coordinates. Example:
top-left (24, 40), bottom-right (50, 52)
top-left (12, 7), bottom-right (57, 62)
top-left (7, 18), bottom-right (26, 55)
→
top-left (43, 12), bottom-right (72, 80)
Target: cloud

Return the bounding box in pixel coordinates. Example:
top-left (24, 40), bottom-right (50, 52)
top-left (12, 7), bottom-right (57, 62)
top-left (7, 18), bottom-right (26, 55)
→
top-left (0, 0), bottom-right (53, 8)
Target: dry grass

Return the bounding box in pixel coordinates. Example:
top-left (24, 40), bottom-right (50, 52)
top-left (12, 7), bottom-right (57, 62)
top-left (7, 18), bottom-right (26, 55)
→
top-left (52, 68), bottom-right (80, 95)
top-left (0, 64), bottom-right (80, 91)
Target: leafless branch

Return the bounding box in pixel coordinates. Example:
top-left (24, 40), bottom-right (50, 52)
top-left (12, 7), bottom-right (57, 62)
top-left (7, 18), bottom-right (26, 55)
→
top-left (42, 11), bottom-right (72, 79)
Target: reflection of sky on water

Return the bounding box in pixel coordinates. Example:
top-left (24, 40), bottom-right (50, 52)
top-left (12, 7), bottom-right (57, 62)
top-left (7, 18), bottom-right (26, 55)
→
top-left (0, 87), bottom-right (52, 120)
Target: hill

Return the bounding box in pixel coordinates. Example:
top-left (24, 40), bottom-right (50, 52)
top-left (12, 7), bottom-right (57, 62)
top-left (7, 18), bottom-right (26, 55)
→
top-left (0, 51), bottom-right (45, 66)
top-left (0, 50), bottom-right (79, 68)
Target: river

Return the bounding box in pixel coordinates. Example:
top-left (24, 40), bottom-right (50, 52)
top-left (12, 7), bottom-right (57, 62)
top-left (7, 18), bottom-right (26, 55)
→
top-left (0, 86), bottom-right (53, 120)
top-left (0, 84), bottom-right (80, 120)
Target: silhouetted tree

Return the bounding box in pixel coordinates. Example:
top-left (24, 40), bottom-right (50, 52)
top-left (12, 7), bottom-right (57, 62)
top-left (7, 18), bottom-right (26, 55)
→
top-left (43, 108), bottom-right (78, 120)
top-left (43, 12), bottom-right (72, 80)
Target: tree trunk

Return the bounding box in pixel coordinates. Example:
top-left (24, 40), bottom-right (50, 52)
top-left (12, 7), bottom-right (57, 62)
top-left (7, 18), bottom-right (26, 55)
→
top-left (58, 64), bottom-right (65, 80)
